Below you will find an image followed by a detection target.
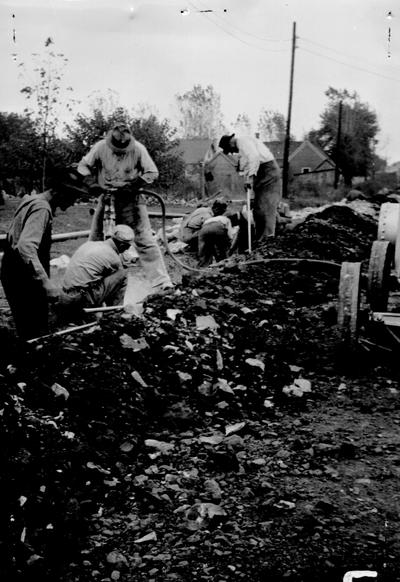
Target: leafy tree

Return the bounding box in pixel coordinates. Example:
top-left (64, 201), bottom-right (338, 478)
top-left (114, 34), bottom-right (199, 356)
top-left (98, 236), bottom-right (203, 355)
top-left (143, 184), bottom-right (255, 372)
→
top-left (311, 87), bottom-right (379, 186)
top-left (257, 109), bottom-right (286, 141)
top-left (233, 113), bottom-right (252, 136)
top-left (175, 84), bottom-right (225, 139)
top-left (130, 115), bottom-right (185, 192)
top-left (0, 112), bottom-right (42, 194)
top-left (18, 37), bottom-right (76, 188)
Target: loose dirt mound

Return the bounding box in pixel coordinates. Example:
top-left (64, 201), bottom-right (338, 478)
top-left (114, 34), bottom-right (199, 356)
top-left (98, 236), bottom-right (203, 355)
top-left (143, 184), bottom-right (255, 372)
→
top-left (2, 204), bottom-right (400, 582)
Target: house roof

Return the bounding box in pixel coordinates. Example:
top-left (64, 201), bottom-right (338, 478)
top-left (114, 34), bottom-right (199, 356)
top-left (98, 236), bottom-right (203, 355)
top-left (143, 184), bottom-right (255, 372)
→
top-left (175, 138), bottom-right (212, 165)
top-left (176, 137), bottom-right (334, 172)
top-left (265, 140), bottom-right (302, 160)
top-left (289, 139), bottom-right (334, 167)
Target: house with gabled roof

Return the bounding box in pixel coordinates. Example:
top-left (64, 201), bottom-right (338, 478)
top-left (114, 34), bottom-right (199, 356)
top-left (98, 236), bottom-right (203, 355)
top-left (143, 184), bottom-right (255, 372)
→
top-left (286, 139), bottom-right (336, 184)
top-left (176, 136), bottom-right (337, 196)
top-left (175, 137), bottom-right (244, 198)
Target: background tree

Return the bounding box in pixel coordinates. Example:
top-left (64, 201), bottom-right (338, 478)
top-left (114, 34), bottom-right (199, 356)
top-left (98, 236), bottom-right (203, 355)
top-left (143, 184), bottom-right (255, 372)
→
top-left (0, 112), bottom-right (42, 194)
top-left (257, 109), bottom-right (286, 141)
top-left (175, 84), bottom-right (225, 139)
top-left (66, 107), bottom-right (184, 193)
top-left (310, 87), bottom-right (379, 186)
top-left (18, 37), bottom-right (76, 188)
top-left (233, 113), bottom-right (252, 136)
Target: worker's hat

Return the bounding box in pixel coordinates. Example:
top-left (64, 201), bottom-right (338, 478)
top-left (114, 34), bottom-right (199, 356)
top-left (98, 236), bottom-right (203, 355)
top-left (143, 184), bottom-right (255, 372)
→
top-left (49, 167), bottom-right (90, 197)
top-left (218, 134), bottom-right (235, 154)
top-left (112, 224), bottom-right (135, 243)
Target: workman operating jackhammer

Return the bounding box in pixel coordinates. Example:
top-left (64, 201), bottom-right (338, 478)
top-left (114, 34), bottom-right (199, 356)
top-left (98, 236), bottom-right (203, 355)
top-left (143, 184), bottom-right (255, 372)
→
top-left (77, 122), bottom-right (173, 294)
top-left (218, 133), bottom-right (281, 243)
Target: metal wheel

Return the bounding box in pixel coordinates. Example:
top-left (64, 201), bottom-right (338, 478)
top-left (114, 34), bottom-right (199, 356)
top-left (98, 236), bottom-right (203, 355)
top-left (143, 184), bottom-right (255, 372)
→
top-left (337, 262), bottom-right (361, 346)
top-left (367, 240), bottom-right (393, 312)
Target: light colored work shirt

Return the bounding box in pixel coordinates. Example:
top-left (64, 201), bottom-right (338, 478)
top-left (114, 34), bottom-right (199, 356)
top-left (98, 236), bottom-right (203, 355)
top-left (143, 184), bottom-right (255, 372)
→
top-left (78, 139), bottom-right (159, 188)
top-left (235, 135), bottom-right (275, 179)
top-left (203, 215), bottom-right (235, 240)
top-left (6, 194), bottom-right (53, 283)
top-left (186, 207), bottom-right (213, 230)
top-left (63, 239), bottom-right (122, 290)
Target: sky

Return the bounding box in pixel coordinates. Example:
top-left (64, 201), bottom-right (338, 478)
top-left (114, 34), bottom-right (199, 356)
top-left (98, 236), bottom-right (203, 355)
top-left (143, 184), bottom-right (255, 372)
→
top-left (1, 0), bottom-right (400, 163)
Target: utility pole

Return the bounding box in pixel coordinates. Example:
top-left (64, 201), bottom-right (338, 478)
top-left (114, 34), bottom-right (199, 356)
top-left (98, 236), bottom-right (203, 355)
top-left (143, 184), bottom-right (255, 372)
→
top-left (334, 100), bottom-right (343, 189)
top-left (282, 21), bottom-right (296, 198)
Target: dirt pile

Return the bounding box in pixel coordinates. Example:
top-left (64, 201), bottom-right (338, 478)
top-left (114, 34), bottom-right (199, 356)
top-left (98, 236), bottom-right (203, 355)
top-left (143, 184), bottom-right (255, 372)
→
top-left (3, 203), bottom-right (400, 582)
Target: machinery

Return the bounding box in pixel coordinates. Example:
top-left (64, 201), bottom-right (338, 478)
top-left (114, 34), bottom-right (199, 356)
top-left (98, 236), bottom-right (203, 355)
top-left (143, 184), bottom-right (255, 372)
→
top-left (338, 202), bottom-right (400, 348)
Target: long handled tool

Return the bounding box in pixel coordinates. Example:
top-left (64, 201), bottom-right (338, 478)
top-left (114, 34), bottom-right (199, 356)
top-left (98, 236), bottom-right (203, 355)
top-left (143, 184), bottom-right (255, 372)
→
top-left (27, 322), bottom-right (99, 344)
top-left (246, 186), bottom-right (253, 253)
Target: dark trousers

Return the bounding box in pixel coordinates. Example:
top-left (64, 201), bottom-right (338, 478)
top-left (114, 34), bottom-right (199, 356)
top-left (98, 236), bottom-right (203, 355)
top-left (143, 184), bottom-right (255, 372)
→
top-left (198, 222), bottom-right (230, 267)
top-left (253, 160), bottom-right (282, 239)
top-left (1, 249), bottom-right (49, 340)
top-left (61, 270), bottom-right (127, 310)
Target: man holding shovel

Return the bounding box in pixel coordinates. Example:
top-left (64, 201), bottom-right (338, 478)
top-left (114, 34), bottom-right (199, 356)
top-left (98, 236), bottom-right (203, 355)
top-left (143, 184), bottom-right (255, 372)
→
top-left (0, 168), bottom-right (86, 340)
top-left (218, 134), bottom-right (281, 244)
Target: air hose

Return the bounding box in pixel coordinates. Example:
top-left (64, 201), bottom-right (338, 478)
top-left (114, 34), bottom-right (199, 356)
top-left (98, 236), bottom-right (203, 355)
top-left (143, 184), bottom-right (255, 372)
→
top-left (141, 189), bottom-right (342, 275)
top-left (141, 188), bottom-right (211, 273)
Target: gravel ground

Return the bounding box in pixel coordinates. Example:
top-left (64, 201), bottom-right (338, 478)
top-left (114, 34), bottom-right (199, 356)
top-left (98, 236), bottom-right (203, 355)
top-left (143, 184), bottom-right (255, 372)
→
top-left (1, 202), bottom-right (400, 582)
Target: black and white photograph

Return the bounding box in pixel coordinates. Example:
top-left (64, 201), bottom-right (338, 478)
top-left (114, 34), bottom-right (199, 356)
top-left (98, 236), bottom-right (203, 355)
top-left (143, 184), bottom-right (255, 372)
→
top-left (0, 1), bottom-right (399, 580)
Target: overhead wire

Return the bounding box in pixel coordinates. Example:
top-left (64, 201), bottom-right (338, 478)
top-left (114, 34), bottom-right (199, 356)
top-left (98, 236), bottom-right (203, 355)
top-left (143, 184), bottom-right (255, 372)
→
top-left (300, 35), bottom-right (399, 74)
top-left (298, 44), bottom-right (400, 84)
top-left (186, 0), bottom-right (290, 53)
top-left (188, 0), bottom-right (291, 43)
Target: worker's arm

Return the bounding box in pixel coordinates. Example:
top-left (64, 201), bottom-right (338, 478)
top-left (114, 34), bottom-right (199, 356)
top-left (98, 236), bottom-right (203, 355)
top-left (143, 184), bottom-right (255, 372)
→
top-left (77, 144), bottom-right (105, 193)
top-left (136, 143), bottom-right (159, 184)
top-left (236, 137), bottom-right (260, 181)
top-left (17, 209), bottom-right (56, 294)
top-left (77, 142), bottom-right (101, 177)
top-left (224, 216), bottom-right (236, 241)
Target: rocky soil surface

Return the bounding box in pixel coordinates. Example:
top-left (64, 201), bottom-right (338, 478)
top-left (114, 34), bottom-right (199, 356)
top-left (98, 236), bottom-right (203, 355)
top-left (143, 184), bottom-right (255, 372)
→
top-left (2, 202), bottom-right (400, 582)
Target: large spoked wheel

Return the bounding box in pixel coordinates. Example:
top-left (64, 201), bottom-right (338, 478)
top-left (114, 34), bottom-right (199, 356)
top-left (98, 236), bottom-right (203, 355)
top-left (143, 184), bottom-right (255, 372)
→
top-left (337, 262), bottom-right (362, 347)
top-left (367, 240), bottom-right (393, 312)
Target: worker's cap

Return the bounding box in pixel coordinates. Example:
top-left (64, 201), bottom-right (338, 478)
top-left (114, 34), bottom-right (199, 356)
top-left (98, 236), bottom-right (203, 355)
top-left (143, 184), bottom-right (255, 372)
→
top-left (111, 121), bottom-right (132, 134)
top-left (218, 134), bottom-right (235, 154)
top-left (211, 197), bottom-right (228, 213)
top-left (48, 167), bottom-right (89, 198)
top-left (111, 224), bottom-right (135, 243)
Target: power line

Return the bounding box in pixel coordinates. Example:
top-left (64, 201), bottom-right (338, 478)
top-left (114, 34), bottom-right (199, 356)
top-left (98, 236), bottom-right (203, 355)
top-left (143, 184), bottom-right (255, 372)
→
top-left (185, 1), bottom-right (290, 52)
top-left (299, 46), bottom-right (400, 83)
top-left (189, 0), bottom-right (291, 43)
top-left (300, 36), bottom-right (398, 74)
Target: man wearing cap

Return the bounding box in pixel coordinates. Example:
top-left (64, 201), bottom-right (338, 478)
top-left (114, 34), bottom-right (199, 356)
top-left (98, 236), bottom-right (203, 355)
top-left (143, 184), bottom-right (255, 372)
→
top-left (218, 134), bottom-right (281, 243)
top-left (0, 168), bottom-right (85, 340)
top-left (77, 122), bottom-right (173, 293)
top-left (60, 224), bottom-right (134, 309)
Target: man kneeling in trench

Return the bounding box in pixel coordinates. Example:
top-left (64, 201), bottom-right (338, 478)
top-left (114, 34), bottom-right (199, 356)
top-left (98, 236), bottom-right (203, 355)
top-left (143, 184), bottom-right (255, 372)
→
top-left (59, 224), bottom-right (134, 311)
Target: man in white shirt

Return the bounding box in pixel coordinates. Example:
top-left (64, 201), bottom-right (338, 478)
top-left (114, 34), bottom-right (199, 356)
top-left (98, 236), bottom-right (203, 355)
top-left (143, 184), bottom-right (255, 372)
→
top-left (218, 134), bottom-right (281, 242)
top-left (61, 224), bottom-right (134, 309)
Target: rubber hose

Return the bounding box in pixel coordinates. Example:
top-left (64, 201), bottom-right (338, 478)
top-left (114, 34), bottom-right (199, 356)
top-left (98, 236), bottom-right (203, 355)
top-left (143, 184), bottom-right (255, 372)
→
top-left (141, 190), bottom-right (342, 275)
top-left (141, 188), bottom-right (212, 273)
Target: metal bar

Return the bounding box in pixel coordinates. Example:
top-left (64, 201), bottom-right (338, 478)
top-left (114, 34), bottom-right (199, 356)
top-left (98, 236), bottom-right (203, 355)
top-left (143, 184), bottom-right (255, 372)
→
top-left (0, 211), bottom-right (186, 250)
top-left (27, 321), bottom-right (98, 344)
top-left (371, 312), bottom-right (400, 327)
top-left (83, 305), bottom-right (125, 313)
